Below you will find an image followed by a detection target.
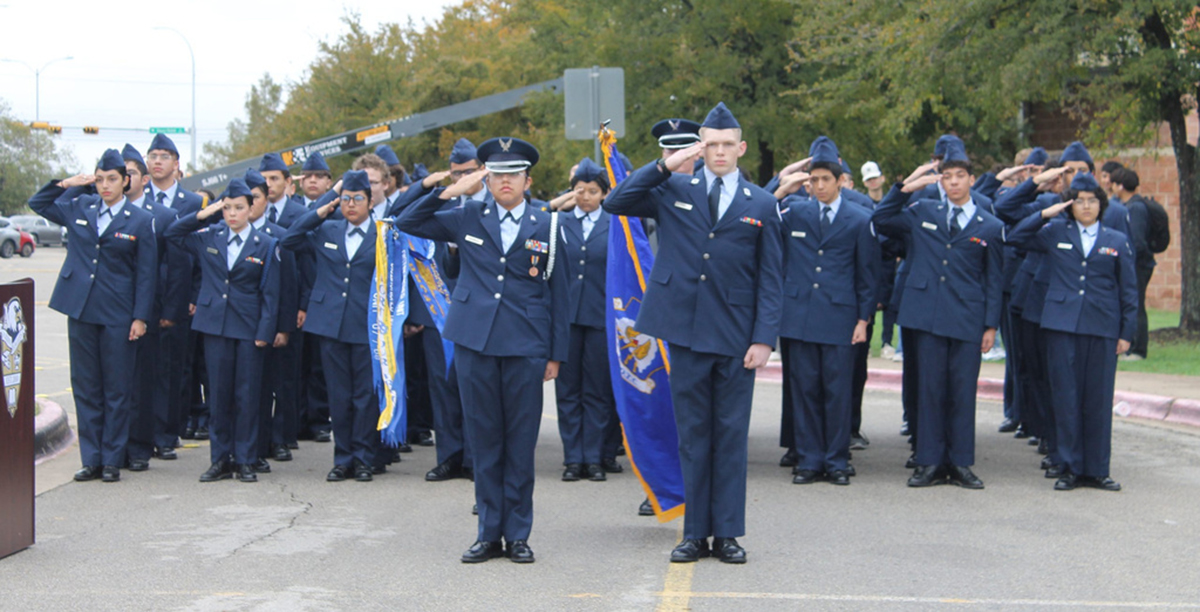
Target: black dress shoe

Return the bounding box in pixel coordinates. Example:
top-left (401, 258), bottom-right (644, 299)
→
top-left (1054, 473), bottom-right (1078, 491)
top-left (272, 444), bottom-right (293, 462)
top-left (846, 464), bottom-right (857, 477)
top-left (181, 426), bottom-right (196, 440)
top-left (193, 426), bottom-right (210, 440)
top-left (601, 457), bottom-right (623, 473)
top-left (947, 465), bottom-right (984, 489)
top-left (326, 465), bottom-right (350, 482)
top-left (1040, 456), bottom-right (1056, 470)
top-left (1037, 438), bottom-right (1049, 454)
top-left (286, 441), bottom-right (299, 450)
top-left (102, 465), bottom-right (120, 482)
top-left (1044, 464), bottom-right (1067, 479)
top-left (1013, 425), bottom-right (1029, 439)
top-left (472, 504), bottom-right (478, 515)
top-left (313, 430), bottom-right (332, 443)
top-left (127, 458), bottom-right (150, 472)
top-left (792, 469), bottom-right (821, 485)
top-left (416, 431), bottom-right (435, 446)
top-left (670, 538), bottom-right (710, 563)
top-left (1084, 476), bottom-right (1122, 491)
top-left (849, 432), bottom-right (869, 450)
top-left (237, 464), bottom-right (258, 483)
top-left (397, 442), bottom-right (413, 453)
top-left (905, 455), bottom-right (918, 469)
top-left (639, 498), bottom-right (655, 516)
top-left (425, 461), bottom-right (463, 482)
top-left (200, 461), bottom-right (233, 482)
top-left (389, 449), bottom-right (402, 464)
top-left (253, 458), bottom-right (271, 473)
top-left (616, 443), bottom-right (626, 456)
top-left (586, 464), bottom-right (607, 482)
top-left (827, 470), bottom-right (851, 486)
top-left (907, 465), bottom-right (945, 487)
top-left (1027, 435), bottom-right (1040, 446)
top-left (507, 539), bottom-right (535, 563)
top-left (899, 422), bottom-right (911, 436)
top-left (562, 463), bottom-right (583, 482)
top-left (463, 466), bottom-right (474, 481)
top-left (461, 540), bottom-right (504, 563)
top-left (74, 465), bottom-right (101, 481)
top-left (779, 448), bottom-right (799, 467)
top-left (712, 537), bottom-right (747, 564)
top-left (372, 465), bottom-right (387, 475)
top-left (354, 464), bottom-right (374, 482)
top-left (153, 447), bottom-right (177, 460)
top-left (998, 418), bottom-right (1018, 433)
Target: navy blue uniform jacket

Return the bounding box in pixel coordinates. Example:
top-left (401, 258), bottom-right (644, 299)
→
top-left (29, 182), bottom-right (158, 326)
top-left (561, 210), bottom-right (610, 329)
top-left (280, 209), bottom-right (377, 345)
top-left (602, 162), bottom-right (783, 358)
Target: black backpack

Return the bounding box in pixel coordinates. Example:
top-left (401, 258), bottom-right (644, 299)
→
top-left (1141, 196), bottom-right (1171, 254)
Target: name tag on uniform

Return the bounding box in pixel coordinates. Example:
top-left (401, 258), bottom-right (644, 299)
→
top-left (464, 234), bottom-right (484, 246)
top-left (76, 219), bottom-right (88, 226)
top-left (207, 247), bottom-right (219, 255)
top-left (674, 201), bottom-right (693, 211)
top-left (791, 231), bottom-right (807, 238)
top-left (921, 221), bottom-right (938, 231)
top-left (1057, 242), bottom-right (1073, 250)
top-left (324, 242), bottom-right (339, 250)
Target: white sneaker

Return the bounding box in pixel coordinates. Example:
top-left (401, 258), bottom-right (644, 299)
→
top-left (1119, 353), bottom-right (1145, 362)
top-left (880, 344), bottom-right (896, 360)
top-left (982, 346), bottom-right (1007, 362)
top-left (891, 351), bottom-right (904, 363)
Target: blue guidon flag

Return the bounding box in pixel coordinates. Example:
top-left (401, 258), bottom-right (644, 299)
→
top-left (600, 126), bottom-right (685, 522)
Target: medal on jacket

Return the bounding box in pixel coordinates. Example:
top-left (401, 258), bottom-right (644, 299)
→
top-left (530, 255), bottom-right (540, 277)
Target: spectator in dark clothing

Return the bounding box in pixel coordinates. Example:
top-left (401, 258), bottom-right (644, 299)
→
top-left (1099, 161), bottom-right (1124, 202)
top-left (1109, 167), bottom-right (1153, 360)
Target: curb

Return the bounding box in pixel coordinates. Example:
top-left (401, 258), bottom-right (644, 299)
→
top-left (34, 398), bottom-right (75, 465)
top-left (760, 363), bottom-right (1198, 430)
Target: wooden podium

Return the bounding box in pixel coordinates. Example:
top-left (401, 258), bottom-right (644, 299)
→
top-left (0, 278), bottom-right (34, 559)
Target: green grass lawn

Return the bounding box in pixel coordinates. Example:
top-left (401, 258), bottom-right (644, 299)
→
top-left (868, 308), bottom-right (1198, 377)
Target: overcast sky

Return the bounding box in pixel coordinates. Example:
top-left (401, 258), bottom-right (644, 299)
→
top-left (0, 0), bottom-right (460, 172)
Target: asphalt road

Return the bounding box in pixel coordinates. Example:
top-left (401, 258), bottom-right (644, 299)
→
top-left (3, 248), bottom-right (1200, 611)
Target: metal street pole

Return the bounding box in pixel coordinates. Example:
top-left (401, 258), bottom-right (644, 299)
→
top-left (154, 27), bottom-right (196, 172)
top-left (1, 56), bottom-right (72, 122)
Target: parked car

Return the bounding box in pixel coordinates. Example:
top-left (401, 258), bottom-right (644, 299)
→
top-left (9, 215), bottom-right (64, 246)
top-left (0, 218), bottom-right (32, 258)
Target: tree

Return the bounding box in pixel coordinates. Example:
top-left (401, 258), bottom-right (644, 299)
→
top-left (792, 0), bottom-right (1200, 331)
top-left (0, 99), bottom-right (76, 215)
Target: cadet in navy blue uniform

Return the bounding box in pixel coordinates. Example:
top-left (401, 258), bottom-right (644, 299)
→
top-left (295, 152), bottom-right (334, 444)
top-left (874, 142), bottom-right (1004, 489)
top-left (397, 137), bottom-right (569, 565)
top-left (1006, 174), bottom-right (1136, 491)
top-left (552, 158), bottom-right (615, 483)
top-left (282, 170), bottom-right (383, 482)
top-left (121, 144), bottom-right (183, 471)
top-left (603, 103), bottom-right (783, 564)
top-left (245, 169), bottom-right (300, 469)
top-left (29, 149), bottom-right (158, 483)
top-left (260, 153), bottom-right (308, 228)
top-left (143, 134), bottom-right (205, 444)
top-left (779, 137), bottom-right (878, 486)
top-left (166, 178), bottom-right (280, 483)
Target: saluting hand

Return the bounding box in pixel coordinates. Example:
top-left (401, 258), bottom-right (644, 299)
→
top-left (58, 174), bottom-right (96, 189)
top-left (743, 343), bottom-right (772, 369)
top-left (317, 198), bottom-right (339, 219)
top-left (774, 171), bottom-right (810, 200)
top-left (902, 161), bottom-right (939, 185)
top-left (544, 360), bottom-right (560, 382)
top-left (981, 328), bottom-right (996, 353)
top-left (996, 164), bottom-right (1036, 182)
top-left (664, 142), bottom-right (705, 173)
top-left (901, 174), bottom-right (940, 194)
top-left (1033, 166), bottom-right (1070, 186)
top-left (422, 170), bottom-right (452, 189)
top-left (550, 191), bottom-right (577, 212)
top-left (129, 319), bottom-right (147, 341)
top-left (198, 201), bottom-right (224, 220)
top-left (779, 157), bottom-right (813, 178)
top-left (440, 168), bottom-right (489, 200)
top-left (1041, 200), bottom-right (1073, 219)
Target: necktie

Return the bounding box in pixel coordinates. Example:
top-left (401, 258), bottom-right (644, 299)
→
top-left (350, 228), bottom-right (365, 238)
top-left (156, 192), bottom-right (166, 205)
top-left (950, 207), bottom-right (962, 238)
top-left (100, 208), bottom-right (112, 219)
top-left (821, 206), bottom-right (832, 234)
top-left (708, 176), bottom-right (723, 225)
top-left (268, 206), bottom-right (278, 224)
top-left (230, 235), bottom-right (242, 246)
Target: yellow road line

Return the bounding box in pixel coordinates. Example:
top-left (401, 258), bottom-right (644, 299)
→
top-left (654, 524), bottom-right (693, 612)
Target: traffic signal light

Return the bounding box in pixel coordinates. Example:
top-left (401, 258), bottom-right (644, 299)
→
top-left (83, 126), bottom-right (99, 134)
top-left (47, 125), bottom-right (62, 134)
top-left (29, 122), bottom-right (49, 130)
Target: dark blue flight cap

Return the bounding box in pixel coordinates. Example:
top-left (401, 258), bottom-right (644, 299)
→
top-left (259, 153), bottom-right (289, 174)
top-left (933, 134), bottom-right (964, 159)
top-left (97, 149), bottom-right (125, 172)
top-left (840, 159), bottom-right (853, 178)
top-left (651, 118), bottom-right (702, 149)
top-left (1070, 172), bottom-right (1101, 193)
top-left (410, 163), bottom-right (430, 183)
top-left (1023, 147), bottom-right (1048, 166)
top-left (477, 137), bottom-right (539, 173)
top-left (942, 141), bottom-right (971, 165)
top-left (701, 102), bottom-right (740, 130)
top-left (341, 170), bottom-right (372, 193)
top-left (574, 158), bottom-right (606, 184)
top-left (1061, 141), bottom-right (1093, 166)
top-left (302, 151), bottom-right (330, 173)
top-left (244, 168), bottom-right (266, 193)
top-left (223, 177), bottom-right (253, 201)
top-left (449, 138), bottom-right (478, 164)
top-left (809, 136), bottom-right (841, 167)
top-left (148, 134), bottom-right (179, 157)
top-left (121, 144), bottom-right (145, 168)
top-left (375, 144), bottom-right (401, 167)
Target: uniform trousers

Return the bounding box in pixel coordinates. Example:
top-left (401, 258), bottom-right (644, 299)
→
top-left (1045, 330), bottom-right (1117, 478)
top-left (424, 326), bottom-right (471, 468)
top-left (128, 326), bottom-right (160, 461)
top-left (320, 339), bottom-right (379, 469)
top-left (785, 338), bottom-right (855, 472)
top-left (912, 330), bottom-right (981, 467)
top-left (555, 325), bottom-right (613, 465)
top-left (203, 335), bottom-right (264, 465)
top-left (68, 318), bottom-right (138, 467)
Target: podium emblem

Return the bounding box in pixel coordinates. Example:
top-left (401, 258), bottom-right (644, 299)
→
top-left (1, 297), bottom-right (27, 416)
